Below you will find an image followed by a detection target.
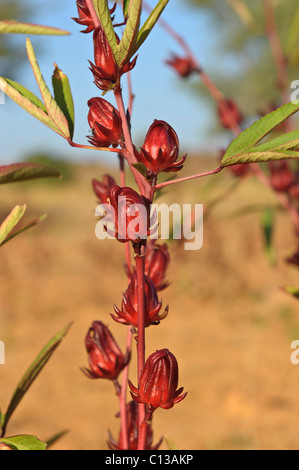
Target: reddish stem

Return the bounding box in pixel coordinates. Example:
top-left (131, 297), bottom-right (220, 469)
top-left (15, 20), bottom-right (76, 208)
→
top-left (68, 139), bottom-right (121, 153)
top-left (154, 166), bottom-right (224, 191)
top-left (85, 0), bottom-right (101, 28)
top-left (134, 242), bottom-right (147, 450)
top-left (263, 0), bottom-right (289, 105)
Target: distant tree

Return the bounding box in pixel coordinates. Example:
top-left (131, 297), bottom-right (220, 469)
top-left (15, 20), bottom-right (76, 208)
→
top-left (182, 0), bottom-right (299, 128)
top-left (0, 0), bottom-right (33, 77)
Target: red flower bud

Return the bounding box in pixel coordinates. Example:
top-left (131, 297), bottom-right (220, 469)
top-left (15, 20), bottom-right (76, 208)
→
top-left (165, 54), bottom-right (198, 78)
top-left (81, 321), bottom-right (130, 380)
top-left (144, 240), bottom-right (170, 291)
top-left (88, 97), bottom-right (123, 148)
top-left (108, 185), bottom-right (152, 244)
top-left (108, 401), bottom-right (163, 450)
top-left (137, 120), bottom-right (186, 175)
top-left (218, 99), bottom-right (243, 130)
top-left (89, 26), bottom-right (137, 91)
top-left (269, 161), bottom-right (295, 193)
top-left (128, 349), bottom-right (187, 411)
top-left (92, 175), bottom-right (116, 204)
top-left (73, 2), bottom-right (116, 34)
top-left (112, 272), bottom-right (168, 328)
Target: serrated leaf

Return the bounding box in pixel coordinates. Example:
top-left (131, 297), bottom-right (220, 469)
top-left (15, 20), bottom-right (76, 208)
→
top-left (221, 101), bottom-right (299, 166)
top-left (117, 0), bottom-right (142, 66)
top-left (26, 38), bottom-right (70, 139)
top-left (0, 435), bottom-right (47, 450)
top-left (130, 0), bottom-right (169, 59)
top-left (0, 214), bottom-right (47, 247)
top-left (0, 205), bottom-right (26, 246)
top-left (1, 323), bottom-right (72, 437)
top-left (0, 20), bottom-right (69, 36)
top-left (52, 65), bottom-right (75, 140)
top-left (0, 163), bottom-right (61, 184)
top-left (0, 77), bottom-right (62, 135)
top-left (222, 150), bottom-right (299, 167)
top-left (92, 0), bottom-right (118, 56)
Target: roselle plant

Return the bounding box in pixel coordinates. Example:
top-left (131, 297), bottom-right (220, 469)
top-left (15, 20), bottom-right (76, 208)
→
top-left (2, 0), bottom-right (299, 451)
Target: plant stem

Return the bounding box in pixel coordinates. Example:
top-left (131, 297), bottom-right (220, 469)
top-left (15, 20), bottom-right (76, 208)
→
top-left (114, 86), bottom-right (150, 197)
top-left (85, 0), bottom-right (101, 28)
top-left (263, 0), bottom-right (289, 105)
top-left (68, 140), bottom-right (121, 153)
top-left (138, 409), bottom-right (153, 451)
top-left (134, 242), bottom-right (147, 450)
top-left (154, 166), bottom-right (224, 191)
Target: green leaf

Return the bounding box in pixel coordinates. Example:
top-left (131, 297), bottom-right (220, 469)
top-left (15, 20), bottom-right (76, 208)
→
top-left (0, 205), bottom-right (26, 246)
top-left (261, 208), bottom-right (276, 265)
top-left (46, 430), bottom-right (68, 449)
top-left (26, 38), bottom-right (70, 139)
top-left (122, 0), bottom-right (131, 18)
top-left (52, 65), bottom-right (75, 140)
top-left (117, 0), bottom-right (142, 66)
top-left (0, 77), bottom-right (62, 135)
top-left (92, 0), bottom-right (118, 56)
top-left (0, 214), bottom-right (47, 247)
top-left (221, 101), bottom-right (299, 167)
top-left (132, 162), bottom-right (149, 179)
top-left (0, 435), bottom-right (47, 451)
top-left (1, 323), bottom-right (72, 436)
top-left (283, 286), bottom-right (299, 299)
top-left (0, 163), bottom-right (61, 184)
top-left (130, 0), bottom-right (169, 59)
top-left (0, 20), bottom-right (70, 36)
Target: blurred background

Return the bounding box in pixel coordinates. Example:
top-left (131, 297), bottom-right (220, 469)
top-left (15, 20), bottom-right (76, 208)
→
top-left (1, 0), bottom-right (299, 450)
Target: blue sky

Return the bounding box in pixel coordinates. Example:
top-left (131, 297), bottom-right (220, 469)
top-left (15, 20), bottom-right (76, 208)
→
top-left (0, 0), bottom-right (226, 164)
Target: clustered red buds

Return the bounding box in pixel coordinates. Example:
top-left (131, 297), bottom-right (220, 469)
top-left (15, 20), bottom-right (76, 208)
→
top-left (165, 54), bottom-right (198, 78)
top-left (88, 97), bottom-right (123, 148)
top-left (92, 174), bottom-right (116, 204)
top-left (112, 273), bottom-right (168, 328)
top-left (218, 98), bottom-right (243, 130)
top-left (128, 349), bottom-right (187, 411)
top-left (82, 321), bottom-right (130, 380)
top-left (108, 185), bottom-right (152, 244)
top-left (144, 240), bottom-right (170, 291)
top-left (108, 401), bottom-right (163, 450)
top-left (269, 161), bottom-right (296, 193)
top-left (136, 120), bottom-right (186, 176)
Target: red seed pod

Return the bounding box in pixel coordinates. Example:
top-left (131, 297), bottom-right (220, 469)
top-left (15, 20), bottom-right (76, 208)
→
top-left (286, 249), bottom-right (299, 268)
top-left (88, 97), bottom-right (123, 148)
top-left (81, 321), bottom-right (130, 380)
top-left (92, 175), bottom-right (116, 204)
top-left (108, 401), bottom-right (163, 450)
top-left (165, 54), bottom-right (198, 78)
top-left (108, 185), bottom-right (152, 244)
top-left (112, 272), bottom-right (168, 328)
top-left (218, 98), bottom-right (243, 130)
top-left (128, 349), bottom-right (187, 411)
top-left (144, 240), bottom-right (170, 291)
top-left (89, 26), bottom-right (137, 92)
top-left (137, 120), bottom-right (186, 175)
top-left (269, 161), bottom-right (296, 193)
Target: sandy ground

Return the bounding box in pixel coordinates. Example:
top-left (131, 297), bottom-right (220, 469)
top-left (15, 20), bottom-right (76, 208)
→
top-left (1, 158), bottom-right (299, 450)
